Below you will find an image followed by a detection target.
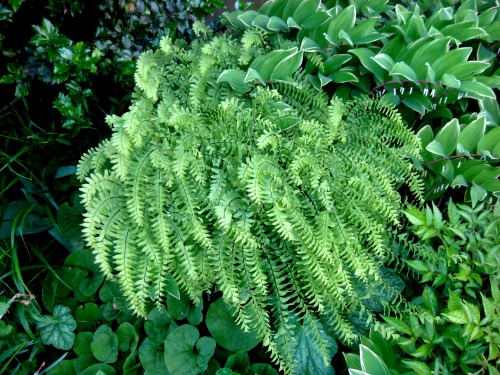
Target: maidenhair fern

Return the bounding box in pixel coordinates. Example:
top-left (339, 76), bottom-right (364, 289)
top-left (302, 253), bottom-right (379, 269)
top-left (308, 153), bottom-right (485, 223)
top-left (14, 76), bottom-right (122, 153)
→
top-left (78, 23), bottom-right (422, 373)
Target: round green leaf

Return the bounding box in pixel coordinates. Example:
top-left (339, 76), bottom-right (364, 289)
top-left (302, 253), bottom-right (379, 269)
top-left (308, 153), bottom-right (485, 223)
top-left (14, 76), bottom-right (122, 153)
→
top-left (206, 298), bottom-right (262, 352)
top-left (91, 325), bottom-right (119, 363)
top-left (139, 337), bottom-right (168, 374)
top-left (75, 303), bottom-right (99, 331)
top-left (117, 322), bottom-right (138, 352)
top-left (74, 332), bottom-right (93, 355)
top-left (164, 325), bottom-right (216, 375)
top-left (81, 363), bottom-right (116, 375)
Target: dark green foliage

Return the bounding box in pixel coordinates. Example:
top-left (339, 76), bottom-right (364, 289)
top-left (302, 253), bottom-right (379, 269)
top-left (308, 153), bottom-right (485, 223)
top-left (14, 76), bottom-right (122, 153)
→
top-left (78, 18), bottom-right (422, 372)
top-left (381, 199), bottom-right (500, 374)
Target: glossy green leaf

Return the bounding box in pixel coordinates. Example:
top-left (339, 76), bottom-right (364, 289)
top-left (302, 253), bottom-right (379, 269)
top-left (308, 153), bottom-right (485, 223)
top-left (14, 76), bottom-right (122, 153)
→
top-left (75, 302), bottom-right (99, 331)
top-left (350, 48), bottom-right (385, 82)
top-left (217, 70), bottom-right (252, 93)
top-left (431, 47), bottom-right (472, 80)
top-left (371, 54), bottom-right (395, 72)
top-left (330, 69), bottom-right (359, 83)
top-left (403, 93), bottom-right (433, 115)
top-left (417, 125), bottom-right (434, 148)
top-left (116, 322), bottom-right (138, 352)
top-left (267, 16), bottom-right (289, 32)
top-left (271, 50), bottom-right (303, 80)
top-left (301, 37), bottom-right (322, 52)
top-left (442, 73), bottom-right (460, 89)
top-left (91, 324), bottom-right (119, 363)
top-left (322, 54), bottom-right (352, 75)
top-left (37, 305), bottom-right (77, 350)
top-left (458, 118), bottom-right (486, 153)
top-left (139, 338), bottom-right (168, 374)
top-left (292, 0), bottom-right (322, 25)
top-left (401, 360), bottom-right (432, 375)
top-left (440, 22), bottom-right (487, 42)
top-left (434, 119), bottom-right (460, 157)
top-left (422, 287), bottom-right (438, 316)
top-left (442, 310), bottom-right (468, 324)
top-left (206, 298), bottom-right (261, 352)
top-left (164, 325), bottom-right (216, 375)
top-left (477, 127), bottom-right (500, 157)
top-left (325, 5), bottom-right (356, 44)
top-left (250, 48), bottom-right (298, 80)
top-left (381, 316), bottom-right (412, 335)
top-left (410, 38), bottom-right (451, 79)
top-left (391, 62), bottom-right (418, 83)
top-left (359, 345), bottom-right (391, 375)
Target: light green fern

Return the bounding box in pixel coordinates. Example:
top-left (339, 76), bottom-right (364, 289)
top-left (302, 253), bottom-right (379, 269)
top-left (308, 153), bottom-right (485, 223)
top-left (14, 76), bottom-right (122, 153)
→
top-left (78, 26), bottom-right (422, 373)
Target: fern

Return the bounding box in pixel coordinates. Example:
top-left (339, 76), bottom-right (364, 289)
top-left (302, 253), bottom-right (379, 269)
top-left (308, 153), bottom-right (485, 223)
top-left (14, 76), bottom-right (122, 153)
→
top-left (78, 25), bottom-right (422, 374)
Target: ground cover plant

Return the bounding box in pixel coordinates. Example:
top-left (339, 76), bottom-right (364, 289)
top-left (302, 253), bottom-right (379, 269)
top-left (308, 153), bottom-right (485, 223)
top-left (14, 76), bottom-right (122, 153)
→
top-left (1, 0), bottom-right (499, 374)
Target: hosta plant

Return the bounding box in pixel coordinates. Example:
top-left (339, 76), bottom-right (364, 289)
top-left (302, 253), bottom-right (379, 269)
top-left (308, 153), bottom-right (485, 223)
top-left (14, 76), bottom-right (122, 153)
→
top-left (77, 22), bottom-right (422, 373)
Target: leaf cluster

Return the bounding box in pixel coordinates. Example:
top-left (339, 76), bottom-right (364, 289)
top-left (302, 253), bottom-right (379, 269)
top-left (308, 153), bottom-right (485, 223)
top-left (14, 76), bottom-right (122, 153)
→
top-left (380, 199), bottom-right (500, 374)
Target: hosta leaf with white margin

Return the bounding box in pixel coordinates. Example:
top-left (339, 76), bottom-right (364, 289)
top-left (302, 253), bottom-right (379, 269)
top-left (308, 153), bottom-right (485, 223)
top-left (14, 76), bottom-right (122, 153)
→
top-left (36, 305), bottom-right (77, 350)
top-left (222, 0), bottom-right (499, 115)
top-left (78, 26), bottom-right (422, 374)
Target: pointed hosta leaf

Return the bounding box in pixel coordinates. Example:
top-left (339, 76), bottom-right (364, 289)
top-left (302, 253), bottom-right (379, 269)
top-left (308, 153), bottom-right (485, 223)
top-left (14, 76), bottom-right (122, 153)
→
top-left (292, 0), bottom-right (322, 25)
top-left (359, 345), bottom-right (391, 375)
top-left (390, 62), bottom-right (418, 83)
top-left (322, 54), bottom-right (352, 75)
top-left (441, 23), bottom-right (487, 42)
top-left (480, 97), bottom-right (500, 125)
top-left (326, 5), bottom-right (356, 44)
top-left (252, 14), bottom-right (272, 31)
top-left (287, 17), bottom-right (301, 29)
top-left (350, 48), bottom-right (385, 82)
top-left (301, 11), bottom-right (331, 29)
top-left (371, 54), bottom-right (395, 72)
top-left (431, 47), bottom-right (472, 80)
top-left (434, 119), bottom-right (459, 157)
top-left (442, 73), bottom-right (461, 89)
top-left (447, 61), bottom-right (490, 81)
top-left (164, 325), bottom-right (215, 375)
top-left (217, 69), bottom-right (252, 93)
top-left (460, 80), bottom-right (496, 99)
top-left (451, 174), bottom-right (468, 188)
top-left (426, 140), bottom-right (446, 156)
top-left (411, 38), bottom-right (451, 79)
top-left (250, 48), bottom-right (298, 80)
top-left (237, 11), bottom-right (260, 27)
top-left (37, 305), bottom-right (77, 350)
top-left (271, 50), bottom-right (303, 80)
top-left (267, 16), bottom-right (289, 32)
top-left (403, 93), bottom-right (433, 115)
top-left (330, 69), bottom-right (359, 83)
top-left (301, 37), bottom-right (322, 52)
top-left (206, 298), bottom-right (261, 352)
top-left (417, 125), bottom-right (434, 148)
top-left (349, 370), bottom-right (369, 375)
top-left (458, 117), bottom-right (485, 153)
top-left (339, 30), bottom-right (354, 45)
top-left (222, 11), bottom-right (246, 28)
top-left (244, 68), bottom-right (264, 84)
top-left (477, 127), bottom-right (500, 157)
top-left (344, 353), bottom-right (362, 371)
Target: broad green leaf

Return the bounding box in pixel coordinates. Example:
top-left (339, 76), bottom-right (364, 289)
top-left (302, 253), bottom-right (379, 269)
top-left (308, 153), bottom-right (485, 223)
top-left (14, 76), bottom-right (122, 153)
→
top-left (223, 10), bottom-right (246, 28)
top-left (74, 332), bottom-right (93, 356)
top-left (460, 81), bottom-right (496, 99)
top-left (206, 298), bottom-right (261, 352)
top-left (330, 69), bottom-right (359, 83)
top-left (224, 350), bottom-right (250, 373)
top-left (458, 117), bottom-right (485, 153)
top-left (164, 325), bottom-right (216, 375)
top-left (410, 38), bottom-right (451, 79)
top-left (244, 68), bottom-right (264, 84)
top-left (267, 16), bottom-right (289, 32)
top-left (282, 0), bottom-right (304, 19)
top-left (271, 50), bottom-right (303, 80)
top-left (403, 93), bottom-right (433, 116)
top-left (117, 322), bottom-right (138, 352)
top-left (75, 302), bottom-right (99, 331)
top-left (37, 305), bottom-right (77, 350)
top-left (325, 5), bottom-right (356, 44)
top-left (81, 364), bottom-right (116, 375)
top-left (403, 208), bottom-right (425, 226)
top-left (442, 73), bottom-right (460, 89)
top-left (252, 14), bottom-right (271, 30)
top-left (300, 10), bottom-right (331, 29)
top-left (349, 370), bottom-right (369, 375)
top-left (417, 125), bottom-right (434, 148)
top-left (91, 324), bottom-right (119, 363)
top-left (322, 54), bottom-right (352, 75)
top-left (431, 47), bottom-right (472, 80)
top-left (139, 338), bottom-right (169, 374)
top-left (350, 48), bottom-right (385, 82)
top-left (292, 0), bottom-right (322, 25)
top-left (167, 291), bottom-right (190, 320)
top-left (434, 119), bottom-right (460, 157)
top-left (440, 22), bottom-right (487, 42)
top-left (250, 48), bottom-right (298, 80)
top-left (359, 345), bottom-right (391, 375)
top-left (344, 353), bottom-right (362, 371)
top-left (426, 140), bottom-right (446, 156)
top-left (237, 11), bottom-right (260, 27)
top-left (217, 70), bottom-right (252, 93)
top-left (477, 127), bottom-right (500, 157)
top-left (371, 54), bottom-right (395, 72)
top-left (145, 305), bottom-right (176, 346)
top-left (405, 260), bottom-right (429, 273)
top-left (390, 62), bottom-right (418, 83)
top-left (301, 37), bottom-right (322, 52)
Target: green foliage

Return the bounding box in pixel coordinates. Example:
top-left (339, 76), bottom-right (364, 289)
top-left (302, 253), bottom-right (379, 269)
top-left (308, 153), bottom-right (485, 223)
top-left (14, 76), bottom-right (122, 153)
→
top-left (383, 199), bottom-right (500, 374)
top-left (418, 117), bottom-right (500, 201)
top-left (78, 18), bottom-right (422, 372)
top-left (24, 249), bottom-right (277, 375)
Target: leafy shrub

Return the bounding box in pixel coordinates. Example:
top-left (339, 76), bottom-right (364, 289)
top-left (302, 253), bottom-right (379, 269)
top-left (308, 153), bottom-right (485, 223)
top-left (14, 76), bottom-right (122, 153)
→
top-left (380, 199), bottom-right (500, 374)
top-left (77, 17), bottom-right (422, 372)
